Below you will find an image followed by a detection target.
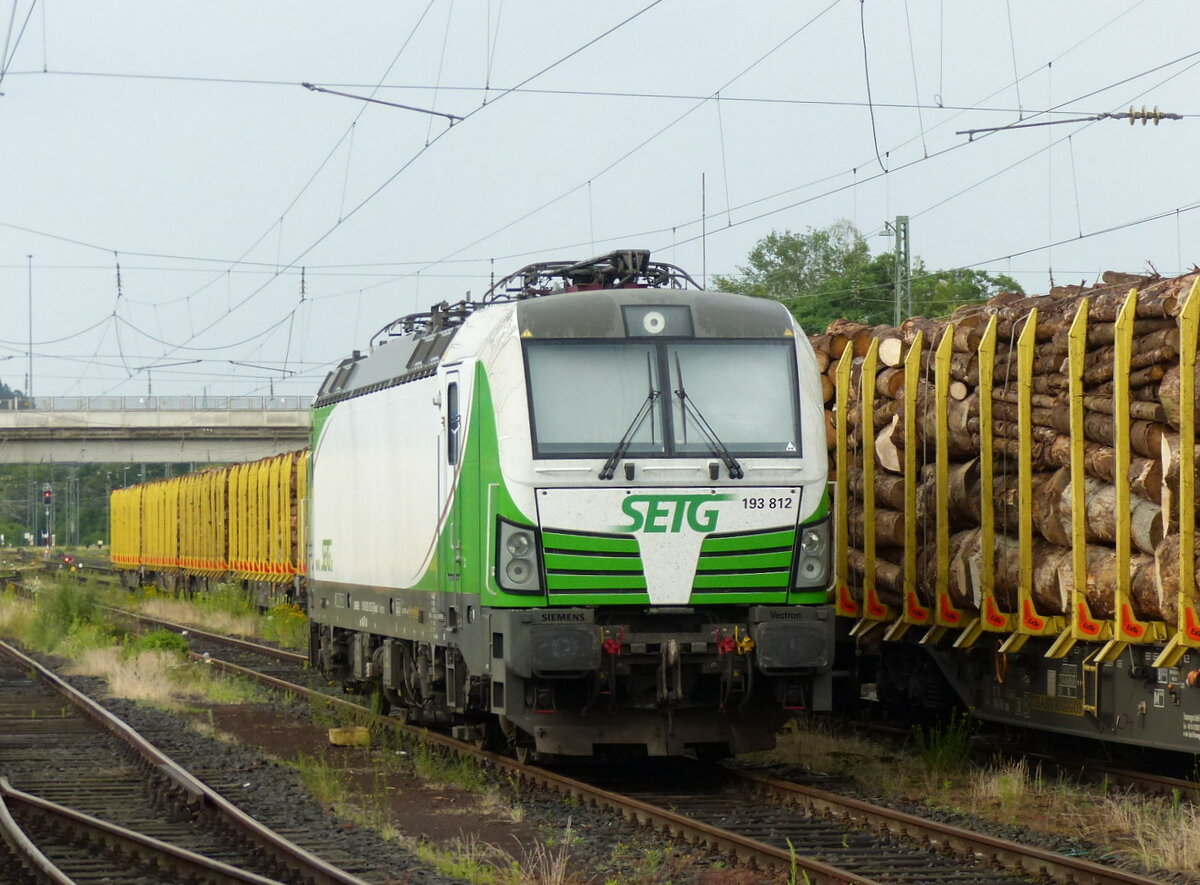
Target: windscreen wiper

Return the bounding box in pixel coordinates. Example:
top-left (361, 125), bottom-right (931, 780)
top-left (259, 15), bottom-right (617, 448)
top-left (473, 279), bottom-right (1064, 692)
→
top-left (599, 356), bottom-right (659, 480)
top-left (673, 353), bottom-right (744, 479)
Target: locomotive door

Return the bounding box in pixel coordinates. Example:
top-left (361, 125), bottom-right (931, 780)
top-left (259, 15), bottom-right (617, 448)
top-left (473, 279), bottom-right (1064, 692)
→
top-left (439, 370), bottom-right (463, 596)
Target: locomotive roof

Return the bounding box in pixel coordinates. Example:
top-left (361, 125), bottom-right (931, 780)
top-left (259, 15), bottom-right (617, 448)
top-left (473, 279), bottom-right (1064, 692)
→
top-left (515, 287), bottom-right (794, 340)
top-left (312, 250), bottom-right (794, 408)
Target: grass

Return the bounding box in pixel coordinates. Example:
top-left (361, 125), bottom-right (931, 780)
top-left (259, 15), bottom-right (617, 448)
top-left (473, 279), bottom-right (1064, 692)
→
top-left (135, 583), bottom-right (309, 650)
top-left (910, 712), bottom-right (974, 773)
top-left (753, 716), bottom-right (1200, 876)
top-left (413, 744), bottom-right (488, 792)
top-left (0, 577), bottom-right (265, 710)
top-left (294, 744), bottom-right (580, 884)
top-left (414, 827), bottom-right (577, 885)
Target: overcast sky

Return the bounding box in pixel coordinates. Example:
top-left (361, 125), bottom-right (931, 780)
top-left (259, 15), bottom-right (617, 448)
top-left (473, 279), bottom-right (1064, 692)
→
top-left (2, 1), bottom-right (1197, 399)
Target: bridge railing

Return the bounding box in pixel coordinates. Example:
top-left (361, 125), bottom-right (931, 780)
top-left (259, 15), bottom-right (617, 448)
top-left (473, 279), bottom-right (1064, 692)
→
top-left (0, 396), bottom-right (312, 411)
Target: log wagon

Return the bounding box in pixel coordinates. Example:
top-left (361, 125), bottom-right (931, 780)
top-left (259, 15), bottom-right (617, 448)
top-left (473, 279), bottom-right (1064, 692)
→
top-left (819, 270), bottom-right (1200, 753)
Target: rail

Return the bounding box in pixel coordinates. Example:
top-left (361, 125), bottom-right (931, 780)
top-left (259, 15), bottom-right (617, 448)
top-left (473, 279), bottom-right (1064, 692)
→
top-left (0, 638), bottom-right (370, 885)
top-left (189, 635), bottom-right (1171, 885)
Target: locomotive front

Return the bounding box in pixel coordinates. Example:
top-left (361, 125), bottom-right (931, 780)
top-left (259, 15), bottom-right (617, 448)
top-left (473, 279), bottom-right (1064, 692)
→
top-left (308, 251), bottom-right (833, 758)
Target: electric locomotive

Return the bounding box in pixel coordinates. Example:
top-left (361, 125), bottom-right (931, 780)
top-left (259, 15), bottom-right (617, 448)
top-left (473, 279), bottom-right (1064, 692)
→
top-left (308, 250), bottom-right (834, 758)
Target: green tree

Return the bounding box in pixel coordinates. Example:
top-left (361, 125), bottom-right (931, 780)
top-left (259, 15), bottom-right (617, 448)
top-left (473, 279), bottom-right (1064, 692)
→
top-left (714, 221), bottom-right (1022, 333)
top-left (0, 378), bottom-right (30, 406)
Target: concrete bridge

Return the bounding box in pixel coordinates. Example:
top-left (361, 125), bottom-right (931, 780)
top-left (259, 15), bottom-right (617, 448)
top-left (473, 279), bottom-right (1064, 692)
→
top-left (0, 396), bottom-right (311, 464)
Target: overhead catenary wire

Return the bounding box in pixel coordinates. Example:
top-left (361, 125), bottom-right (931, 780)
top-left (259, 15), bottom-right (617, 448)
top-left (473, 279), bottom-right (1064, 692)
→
top-left (7, 5), bottom-right (1197, 398)
top-left (859, 0), bottom-right (886, 173)
top-left (19, 66), bottom-right (1199, 119)
top-left (421, 10), bottom-right (1200, 285)
top-left (90, 0), bottom-right (671, 385)
top-left (0, 0), bottom-right (35, 91)
top-left (425, 0), bottom-right (458, 142)
top-left (1004, 0), bottom-right (1023, 118)
top-left (902, 0), bottom-right (928, 157)
top-left (5, 39), bottom-right (1196, 281)
top-left (9, 22), bottom-right (1192, 340)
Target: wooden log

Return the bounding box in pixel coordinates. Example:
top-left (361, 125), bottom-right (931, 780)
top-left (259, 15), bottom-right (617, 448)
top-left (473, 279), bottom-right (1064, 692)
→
top-left (951, 317), bottom-right (985, 353)
top-left (1056, 544), bottom-right (1154, 620)
top-left (1091, 381), bottom-right (1162, 402)
top-left (877, 335), bottom-right (905, 368)
top-left (1100, 270), bottom-right (1156, 287)
top-left (993, 388), bottom-right (1060, 410)
top-left (1159, 362), bottom-right (1200, 430)
top-left (1081, 395), bottom-right (1166, 423)
top-left (874, 367), bottom-right (906, 399)
top-left (900, 315), bottom-right (944, 348)
top-left (1142, 534), bottom-right (1200, 627)
top-left (1159, 433), bottom-right (1200, 532)
top-left (847, 504), bottom-right (906, 548)
top-left (987, 290), bottom-right (1026, 308)
top-left (1086, 276), bottom-right (1184, 322)
top-left (1044, 476), bottom-right (1164, 555)
top-left (821, 372), bottom-right (834, 404)
top-left (1079, 344), bottom-right (1178, 386)
top-left (1032, 468), bottom-right (1072, 547)
top-left (876, 414), bottom-right (902, 474)
top-left (848, 469), bottom-right (907, 512)
top-left (846, 397), bottom-right (900, 432)
top-left (1051, 317), bottom-right (1177, 350)
top-left (1032, 542), bottom-right (1073, 615)
top-left (977, 399), bottom-right (1155, 455)
top-left (1132, 554), bottom-right (1163, 625)
top-left (946, 529), bottom-right (981, 611)
top-left (992, 297), bottom-right (1078, 341)
top-left (979, 424), bottom-right (1163, 502)
top-left (847, 547), bottom-right (903, 607)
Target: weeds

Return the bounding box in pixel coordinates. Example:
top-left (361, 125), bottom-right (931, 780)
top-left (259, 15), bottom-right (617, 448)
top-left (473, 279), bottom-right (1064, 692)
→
top-left (413, 744), bottom-right (487, 792)
top-left (25, 577), bottom-right (119, 653)
top-left (124, 628), bottom-right (189, 657)
top-left (135, 582), bottom-right (308, 649)
top-left (261, 601), bottom-right (308, 649)
top-left (970, 757), bottom-right (1031, 818)
top-left (910, 712), bottom-right (974, 773)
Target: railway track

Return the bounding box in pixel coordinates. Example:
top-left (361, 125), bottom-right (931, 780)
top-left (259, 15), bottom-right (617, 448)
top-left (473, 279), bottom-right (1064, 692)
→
top-left (117, 613), bottom-right (1174, 885)
top-left (10, 589), bottom-right (1192, 884)
top-left (0, 778), bottom-right (286, 885)
top-left (0, 639), bottom-right (387, 884)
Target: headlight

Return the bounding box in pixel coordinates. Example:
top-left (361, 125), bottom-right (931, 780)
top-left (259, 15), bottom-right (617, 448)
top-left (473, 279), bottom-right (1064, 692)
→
top-left (794, 518), bottom-right (831, 589)
top-left (506, 558), bottom-right (534, 585)
top-left (506, 532), bottom-right (532, 557)
top-left (497, 517), bottom-right (543, 594)
top-left (800, 528), bottom-right (825, 555)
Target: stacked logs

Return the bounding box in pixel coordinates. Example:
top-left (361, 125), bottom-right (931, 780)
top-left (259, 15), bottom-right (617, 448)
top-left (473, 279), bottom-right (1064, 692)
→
top-left (812, 269), bottom-right (1199, 629)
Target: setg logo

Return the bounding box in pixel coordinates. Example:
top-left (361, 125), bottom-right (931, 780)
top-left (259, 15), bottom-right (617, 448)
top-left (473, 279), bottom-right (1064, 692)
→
top-left (618, 494), bottom-right (734, 533)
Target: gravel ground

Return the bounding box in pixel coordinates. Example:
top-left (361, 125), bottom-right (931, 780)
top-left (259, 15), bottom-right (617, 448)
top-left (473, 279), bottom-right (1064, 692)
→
top-left (32, 643), bottom-right (1199, 885)
top-left (48, 659), bottom-right (776, 885)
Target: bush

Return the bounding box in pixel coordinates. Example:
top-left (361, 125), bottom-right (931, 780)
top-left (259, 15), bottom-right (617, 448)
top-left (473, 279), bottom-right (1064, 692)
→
top-left (262, 601), bottom-right (308, 649)
top-left (126, 628), bottom-right (189, 657)
top-left (27, 578), bottom-right (108, 652)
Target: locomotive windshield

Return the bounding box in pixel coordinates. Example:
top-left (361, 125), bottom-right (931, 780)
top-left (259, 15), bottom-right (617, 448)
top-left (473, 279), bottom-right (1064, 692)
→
top-left (525, 339), bottom-right (800, 458)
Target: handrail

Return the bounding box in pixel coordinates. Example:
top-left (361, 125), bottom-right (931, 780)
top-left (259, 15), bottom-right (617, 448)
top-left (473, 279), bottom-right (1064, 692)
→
top-left (0, 396), bottom-right (312, 412)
